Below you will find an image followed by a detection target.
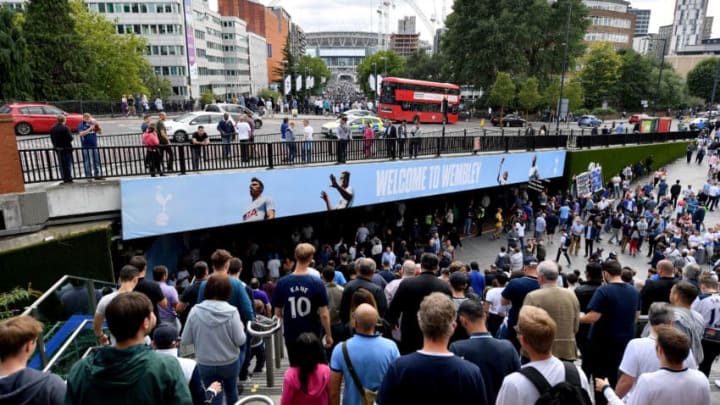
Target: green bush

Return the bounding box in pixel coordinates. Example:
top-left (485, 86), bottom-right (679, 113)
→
top-left (591, 107), bottom-right (617, 116)
top-left (565, 141), bottom-right (689, 188)
top-left (574, 108), bottom-right (590, 116)
top-left (259, 89), bottom-right (281, 102)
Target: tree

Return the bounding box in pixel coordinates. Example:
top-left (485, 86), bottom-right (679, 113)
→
top-left (404, 51), bottom-right (444, 82)
top-left (0, 7), bottom-right (31, 100)
top-left (652, 66), bottom-right (687, 111)
top-left (139, 66), bottom-right (172, 100)
top-left (272, 37), bottom-right (297, 96)
top-left (356, 51), bottom-right (406, 99)
top-left (518, 77), bottom-right (541, 117)
top-left (489, 72), bottom-right (516, 115)
top-left (578, 43), bottom-right (621, 108)
top-left (296, 55), bottom-right (331, 97)
top-left (612, 49), bottom-right (654, 111)
top-left (23, 0), bottom-right (89, 99)
top-left (68, 0), bottom-right (149, 100)
top-left (564, 79), bottom-right (584, 112)
top-left (687, 58), bottom-right (720, 103)
top-left (442, 0), bottom-right (589, 90)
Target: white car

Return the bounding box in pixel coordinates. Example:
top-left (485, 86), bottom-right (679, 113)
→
top-left (165, 112), bottom-right (225, 143)
top-left (338, 109), bottom-right (375, 119)
top-left (204, 103), bottom-right (263, 129)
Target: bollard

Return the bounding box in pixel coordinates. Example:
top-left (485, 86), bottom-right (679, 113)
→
top-left (264, 335), bottom-right (274, 387)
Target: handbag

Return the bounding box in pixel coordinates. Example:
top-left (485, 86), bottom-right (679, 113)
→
top-left (341, 342), bottom-right (377, 405)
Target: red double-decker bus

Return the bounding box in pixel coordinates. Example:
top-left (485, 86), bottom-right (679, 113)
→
top-left (377, 77), bottom-right (460, 124)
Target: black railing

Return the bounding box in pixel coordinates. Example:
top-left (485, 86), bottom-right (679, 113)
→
top-left (18, 131), bottom-right (697, 184)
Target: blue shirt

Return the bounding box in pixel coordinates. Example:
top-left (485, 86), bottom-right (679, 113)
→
top-left (330, 334), bottom-right (400, 405)
top-left (559, 206), bottom-right (570, 220)
top-left (198, 277), bottom-right (255, 325)
top-left (334, 270), bottom-right (347, 286)
top-left (77, 122), bottom-right (98, 148)
top-left (272, 273), bottom-right (329, 342)
top-left (280, 122), bottom-right (289, 139)
top-left (501, 276), bottom-right (540, 328)
top-left (587, 282), bottom-right (640, 345)
top-left (468, 270), bottom-right (486, 296)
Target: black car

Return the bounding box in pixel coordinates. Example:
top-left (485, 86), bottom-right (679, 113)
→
top-left (491, 114), bottom-right (526, 127)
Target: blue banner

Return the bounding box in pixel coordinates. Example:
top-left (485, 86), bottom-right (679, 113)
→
top-left (121, 151), bottom-right (566, 239)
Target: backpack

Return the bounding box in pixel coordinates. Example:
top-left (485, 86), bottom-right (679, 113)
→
top-left (518, 362), bottom-right (592, 405)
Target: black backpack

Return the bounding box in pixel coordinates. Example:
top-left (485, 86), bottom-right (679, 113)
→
top-left (518, 362), bottom-right (592, 405)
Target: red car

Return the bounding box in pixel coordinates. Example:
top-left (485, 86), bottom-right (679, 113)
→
top-left (0, 103), bottom-right (84, 136)
top-left (628, 113), bottom-right (650, 124)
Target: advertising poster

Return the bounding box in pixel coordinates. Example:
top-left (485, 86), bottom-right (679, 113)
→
top-left (121, 151), bottom-right (566, 239)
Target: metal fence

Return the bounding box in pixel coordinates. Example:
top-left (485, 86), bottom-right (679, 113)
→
top-left (18, 131), bottom-right (697, 184)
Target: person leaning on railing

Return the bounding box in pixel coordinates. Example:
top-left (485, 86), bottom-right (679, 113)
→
top-left (142, 123), bottom-right (163, 177)
top-left (49, 114), bottom-right (74, 184)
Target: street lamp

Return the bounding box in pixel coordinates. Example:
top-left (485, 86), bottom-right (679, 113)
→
top-left (552, 0), bottom-right (572, 135)
top-left (381, 56), bottom-right (387, 75)
top-left (372, 62), bottom-right (378, 100)
top-left (648, 38), bottom-right (667, 113)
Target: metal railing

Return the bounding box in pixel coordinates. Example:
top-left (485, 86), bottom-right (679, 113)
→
top-left (18, 131), bottom-right (697, 184)
top-left (246, 317), bottom-right (284, 388)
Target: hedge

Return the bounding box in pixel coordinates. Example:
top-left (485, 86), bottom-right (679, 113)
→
top-left (0, 225), bottom-right (115, 294)
top-left (564, 141), bottom-right (690, 187)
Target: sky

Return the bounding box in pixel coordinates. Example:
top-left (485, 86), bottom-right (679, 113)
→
top-left (220, 0), bottom-right (720, 42)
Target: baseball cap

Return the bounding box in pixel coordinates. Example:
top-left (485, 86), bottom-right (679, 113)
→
top-left (152, 324), bottom-right (179, 348)
top-left (523, 256), bottom-right (539, 266)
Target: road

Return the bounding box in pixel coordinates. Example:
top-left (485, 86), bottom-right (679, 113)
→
top-left (16, 113), bottom-right (683, 150)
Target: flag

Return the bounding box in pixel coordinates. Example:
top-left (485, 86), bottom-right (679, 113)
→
top-left (283, 75), bottom-right (291, 95)
top-left (376, 75), bottom-right (383, 95)
top-left (296, 75), bottom-right (302, 92)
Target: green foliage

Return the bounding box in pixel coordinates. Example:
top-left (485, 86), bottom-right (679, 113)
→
top-left (442, 0), bottom-right (589, 90)
top-left (613, 49), bottom-right (654, 111)
top-left (565, 79), bottom-right (584, 111)
top-left (356, 51), bottom-right (406, 99)
top-left (0, 287), bottom-right (32, 319)
top-left (574, 107), bottom-right (590, 116)
top-left (297, 55), bottom-right (331, 96)
top-left (0, 6), bottom-right (31, 100)
top-left (518, 77), bottom-right (541, 116)
top-left (565, 142), bottom-right (688, 187)
top-left (200, 90), bottom-right (218, 106)
top-left (403, 51), bottom-right (444, 82)
top-left (24, 0), bottom-right (88, 99)
top-left (590, 107), bottom-right (617, 116)
top-left (686, 58), bottom-right (720, 103)
top-left (652, 67), bottom-right (687, 111)
top-left (139, 66), bottom-right (172, 100)
top-left (69, 0), bottom-right (149, 99)
top-left (489, 72), bottom-right (516, 113)
top-left (578, 43), bottom-right (622, 108)
top-left (541, 78), bottom-right (560, 109)
top-left (259, 88), bottom-right (281, 102)
top-left (273, 37), bottom-right (296, 94)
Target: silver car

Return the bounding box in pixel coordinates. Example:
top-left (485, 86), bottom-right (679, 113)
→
top-left (204, 103), bottom-right (263, 129)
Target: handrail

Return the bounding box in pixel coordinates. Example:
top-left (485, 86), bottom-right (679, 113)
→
top-left (246, 316), bottom-right (281, 336)
top-left (234, 395), bottom-right (275, 405)
top-left (42, 319), bottom-right (91, 372)
top-left (21, 275), bottom-right (70, 317)
top-left (247, 317), bottom-right (283, 388)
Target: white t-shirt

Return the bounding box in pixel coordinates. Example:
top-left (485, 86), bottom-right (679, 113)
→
top-left (95, 291), bottom-right (120, 315)
top-left (337, 186), bottom-right (353, 209)
top-left (618, 336), bottom-right (697, 402)
top-left (303, 125), bottom-right (314, 141)
top-left (692, 293), bottom-right (720, 327)
top-left (243, 195), bottom-right (275, 222)
top-left (236, 121), bottom-right (251, 140)
top-left (626, 368), bottom-right (710, 405)
top-left (496, 357), bottom-right (593, 405)
top-left (156, 349), bottom-right (196, 383)
top-left (485, 287), bottom-right (509, 316)
top-left (267, 258), bottom-right (281, 279)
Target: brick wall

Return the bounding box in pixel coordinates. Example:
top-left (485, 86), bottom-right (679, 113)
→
top-left (0, 114), bottom-right (25, 194)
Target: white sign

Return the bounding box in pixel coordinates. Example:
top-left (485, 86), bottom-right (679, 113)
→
top-left (413, 92), bottom-right (459, 103)
top-left (296, 75), bottom-right (302, 92)
top-left (369, 75), bottom-right (376, 91)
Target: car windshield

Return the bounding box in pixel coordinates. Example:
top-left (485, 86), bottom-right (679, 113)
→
top-left (0, 105), bottom-right (10, 113)
top-left (174, 113), bottom-right (198, 123)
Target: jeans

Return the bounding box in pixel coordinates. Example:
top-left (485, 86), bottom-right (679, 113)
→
top-left (160, 144), bottom-right (174, 171)
top-left (196, 355), bottom-right (243, 405)
top-left (221, 135), bottom-right (232, 158)
top-left (191, 147), bottom-right (205, 171)
top-left (56, 149), bottom-right (73, 182)
top-left (82, 147), bottom-right (101, 177)
top-left (287, 141), bottom-right (296, 162)
top-left (302, 141), bottom-right (312, 163)
top-left (239, 139), bottom-right (250, 162)
top-left (337, 139), bottom-right (348, 163)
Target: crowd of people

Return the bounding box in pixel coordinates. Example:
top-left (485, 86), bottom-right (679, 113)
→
top-left (10, 129), bottom-right (720, 404)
